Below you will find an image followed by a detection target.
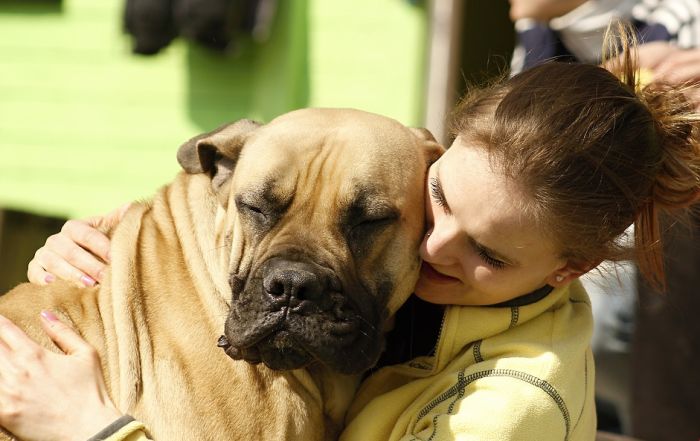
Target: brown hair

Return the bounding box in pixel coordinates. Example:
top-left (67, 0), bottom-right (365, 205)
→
top-left (450, 23), bottom-right (700, 291)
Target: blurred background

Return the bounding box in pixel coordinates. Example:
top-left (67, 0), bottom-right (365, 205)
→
top-left (0, 0), bottom-right (513, 291)
top-left (1, 1), bottom-right (698, 440)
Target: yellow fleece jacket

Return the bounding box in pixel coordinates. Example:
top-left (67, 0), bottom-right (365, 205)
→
top-left (103, 282), bottom-right (594, 441)
top-left (340, 281), bottom-right (596, 441)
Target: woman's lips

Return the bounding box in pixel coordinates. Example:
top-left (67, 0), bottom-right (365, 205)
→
top-left (420, 262), bottom-right (461, 285)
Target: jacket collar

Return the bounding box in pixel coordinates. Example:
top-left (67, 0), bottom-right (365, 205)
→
top-left (489, 284), bottom-right (553, 308)
top-left (430, 281), bottom-right (581, 373)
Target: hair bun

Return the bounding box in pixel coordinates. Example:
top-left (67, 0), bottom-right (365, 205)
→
top-left (639, 83), bottom-right (700, 209)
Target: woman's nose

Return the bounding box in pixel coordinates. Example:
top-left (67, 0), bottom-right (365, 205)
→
top-left (421, 222), bottom-right (459, 265)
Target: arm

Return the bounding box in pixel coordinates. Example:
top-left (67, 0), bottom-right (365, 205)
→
top-left (341, 370), bottom-right (583, 441)
top-left (26, 204), bottom-right (130, 286)
top-left (399, 375), bottom-right (572, 441)
top-left (0, 312), bottom-right (152, 441)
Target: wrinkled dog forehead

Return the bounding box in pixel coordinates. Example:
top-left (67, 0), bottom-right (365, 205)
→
top-left (231, 109), bottom-right (427, 195)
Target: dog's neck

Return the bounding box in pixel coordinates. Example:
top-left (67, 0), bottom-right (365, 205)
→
top-left (303, 363), bottom-right (363, 436)
top-left (167, 172), bottom-right (232, 317)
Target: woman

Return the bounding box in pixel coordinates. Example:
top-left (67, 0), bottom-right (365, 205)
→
top-left (2, 27), bottom-right (699, 440)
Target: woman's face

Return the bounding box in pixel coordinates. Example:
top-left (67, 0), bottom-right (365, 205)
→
top-left (414, 137), bottom-right (575, 306)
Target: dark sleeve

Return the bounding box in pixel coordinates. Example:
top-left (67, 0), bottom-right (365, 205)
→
top-left (87, 415), bottom-right (148, 441)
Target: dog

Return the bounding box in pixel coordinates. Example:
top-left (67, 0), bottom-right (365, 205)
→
top-left (0, 108), bottom-right (443, 440)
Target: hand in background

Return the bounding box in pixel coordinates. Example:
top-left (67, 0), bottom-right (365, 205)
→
top-left (653, 46), bottom-right (700, 84)
top-left (0, 312), bottom-right (121, 441)
top-left (26, 203), bottom-right (131, 287)
top-left (637, 42), bottom-right (700, 109)
top-left (653, 46), bottom-right (700, 109)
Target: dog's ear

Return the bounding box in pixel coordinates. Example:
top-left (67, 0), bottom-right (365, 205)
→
top-left (177, 119), bottom-right (262, 206)
top-left (409, 127), bottom-right (445, 166)
top-left (177, 119), bottom-right (262, 174)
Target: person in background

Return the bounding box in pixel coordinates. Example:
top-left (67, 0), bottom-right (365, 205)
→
top-left (1, 24), bottom-right (699, 441)
top-left (510, 0), bottom-right (700, 94)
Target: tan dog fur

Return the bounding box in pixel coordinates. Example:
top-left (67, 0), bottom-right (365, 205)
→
top-left (0, 108), bottom-right (443, 440)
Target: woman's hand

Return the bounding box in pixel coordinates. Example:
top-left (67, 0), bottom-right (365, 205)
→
top-left (0, 312), bottom-right (121, 441)
top-left (27, 203), bottom-right (131, 287)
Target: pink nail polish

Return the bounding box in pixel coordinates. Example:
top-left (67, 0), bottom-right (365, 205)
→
top-left (40, 310), bottom-right (58, 322)
top-left (81, 275), bottom-right (96, 287)
top-left (45, 274), bottom-right (55, 284)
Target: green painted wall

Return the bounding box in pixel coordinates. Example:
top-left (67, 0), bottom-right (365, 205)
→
top-left (0, 0), bottom-right (427, 219)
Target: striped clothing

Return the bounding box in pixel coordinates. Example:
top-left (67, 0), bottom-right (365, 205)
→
top-left (633, 0), bottom-right (700, 47)
top-left (511, 0), bottom-right (700, 74)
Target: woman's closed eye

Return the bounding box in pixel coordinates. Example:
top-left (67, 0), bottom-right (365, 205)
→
top-left (472, 240), bottom-right (507, 270)
top-left (429, 177), bottom-right (451, 214)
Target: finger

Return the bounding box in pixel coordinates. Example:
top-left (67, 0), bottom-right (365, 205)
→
top-left (26, 259), bottom-right (56, 285)
top-left (39, 311), bottom-right (91, 356)
top-left (654, 51), bottom-right (700, 84)
top-left (667, 64), bottom-right (700, 85)
top-left (0, 315), bottom-right (41, 353)
top-left (41, 236), bottom-right (102, 285)
top-left (86, 204), bottom-right (130, 264)
top-left (61, 219), bottom-right (112, 264)
top-left (33, 248), bottom-right (97, 288)
top-left (656, 62), bottom-right (700, 85)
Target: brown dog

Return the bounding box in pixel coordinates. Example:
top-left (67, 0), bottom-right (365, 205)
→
top-left (0, 108), bottom-right (442, 440)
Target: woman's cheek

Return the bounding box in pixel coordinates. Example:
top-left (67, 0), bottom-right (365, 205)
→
top-left (463, 254), bottom-right (492, 283)
top-left (472, 265), bottom-right (495, 283)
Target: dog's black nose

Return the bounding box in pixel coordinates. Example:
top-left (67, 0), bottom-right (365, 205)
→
top-left (264, 265), bottom-right (323, 304)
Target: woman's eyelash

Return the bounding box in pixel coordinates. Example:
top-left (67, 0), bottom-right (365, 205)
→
top-left (475, 246), bottom-right (506, 270)
top-left (429, 177), bottom-right (448, 209)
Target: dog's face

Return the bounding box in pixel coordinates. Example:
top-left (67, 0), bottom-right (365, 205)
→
top-left (178, 108), bottom-right (443, 374)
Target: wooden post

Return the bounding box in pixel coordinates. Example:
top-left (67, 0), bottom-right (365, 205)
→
top-left (0, 209), bottom-right (66, 293)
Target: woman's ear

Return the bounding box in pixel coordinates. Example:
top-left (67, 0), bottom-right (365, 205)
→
top-left (546, 260), bottom-right (598, 287)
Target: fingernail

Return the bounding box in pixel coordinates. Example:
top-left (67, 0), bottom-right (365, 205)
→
top-left (45, 274), bottom-right (55, 284)
top-left (81, 275), bottom-right (96, 287)
top-left (40, 310), bottom-right (58, 322)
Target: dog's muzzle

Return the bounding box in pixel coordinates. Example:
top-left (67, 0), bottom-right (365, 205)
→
top-left (221, 257), bottom-right (383, 374)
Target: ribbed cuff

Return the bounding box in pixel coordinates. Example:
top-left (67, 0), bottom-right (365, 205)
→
top-left (87, 415), bottom-right (139, 441)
